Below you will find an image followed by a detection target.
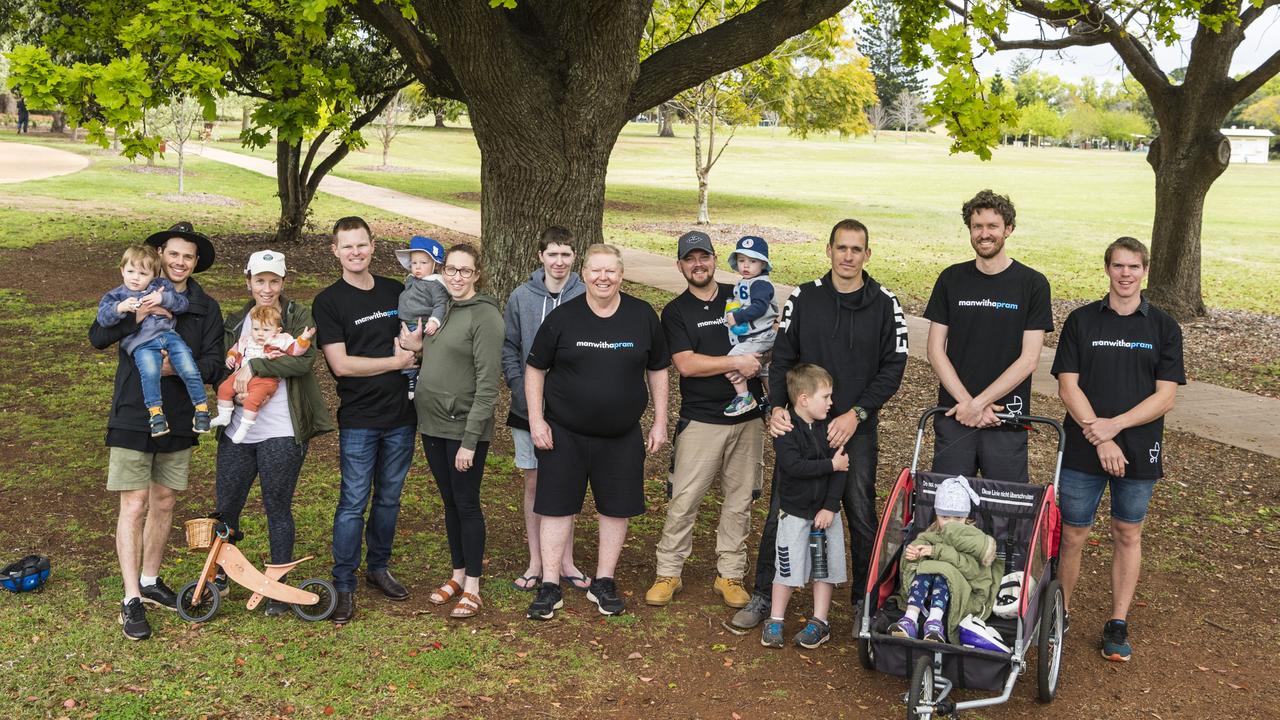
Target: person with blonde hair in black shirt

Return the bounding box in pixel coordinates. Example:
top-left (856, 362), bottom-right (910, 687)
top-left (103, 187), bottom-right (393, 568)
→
top-left (524, 243), bottom-right (670, 620)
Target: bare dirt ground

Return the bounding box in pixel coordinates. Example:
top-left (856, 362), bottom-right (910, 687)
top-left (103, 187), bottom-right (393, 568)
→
top-left (3, 235), bottom-right (1278, 718)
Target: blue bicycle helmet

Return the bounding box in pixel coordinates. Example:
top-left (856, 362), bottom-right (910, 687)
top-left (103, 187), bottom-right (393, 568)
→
top-left (1, 555), bottom-right (51, 592)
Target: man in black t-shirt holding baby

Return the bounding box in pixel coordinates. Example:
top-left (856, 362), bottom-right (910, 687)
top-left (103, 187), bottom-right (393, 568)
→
top-left (925, 190), bottom-right (1053, 483)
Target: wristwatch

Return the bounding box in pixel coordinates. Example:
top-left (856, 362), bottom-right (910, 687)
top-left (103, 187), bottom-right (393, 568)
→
top-left (853, 406), bottom-right (868, 422)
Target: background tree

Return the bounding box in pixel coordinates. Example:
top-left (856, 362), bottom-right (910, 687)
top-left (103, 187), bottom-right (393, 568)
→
top-left (1241, 95), bottom-right (1280, 133)
top-left (866, 101), bottom-right (889, 140)
top-left (375, 89), bottom-right (409, 169)
top-left (857, 0), bottom-right (923, 104)
top-left (355, 0), bottom-right (855, 297)
top-left (159, 94), bottom-right (202, 193)
top-left (783, 60), bottom-right (877, 138)
top-left (897, 0), bottom-right (1280, 318)
top-left (1064, 101), bottom-right (1101, 146)
top-left (889, 89), bottom-right (925, 139)
top-left (7, 0), bottom-right (411, 244)
top-left (404, 84), bottom-right (466, 128)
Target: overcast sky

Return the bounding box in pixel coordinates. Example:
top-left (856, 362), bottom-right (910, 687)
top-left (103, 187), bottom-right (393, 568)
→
top-left (910, 8), bottom-right (1280, 87)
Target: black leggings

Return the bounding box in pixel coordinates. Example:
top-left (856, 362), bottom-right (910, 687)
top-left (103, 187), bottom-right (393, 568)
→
top-left (422, 435), bottom-right (489, 577)
top-left (215, 435), bottom-right (307, 564)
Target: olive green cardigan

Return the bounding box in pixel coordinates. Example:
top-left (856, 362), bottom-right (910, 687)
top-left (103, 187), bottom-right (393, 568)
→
top-left (221, 297), bottom-right (335, 444)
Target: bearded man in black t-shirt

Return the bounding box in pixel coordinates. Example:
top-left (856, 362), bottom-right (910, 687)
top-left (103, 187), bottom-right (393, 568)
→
top-left (1052, 237), bottom-right (1184, 663)
top-left (924, 189), bottom-right (1053, 483)
top-left (312, 217), bottom-right (421, 624)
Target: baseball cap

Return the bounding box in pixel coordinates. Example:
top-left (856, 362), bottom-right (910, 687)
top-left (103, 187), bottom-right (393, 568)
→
top-left (245, 250), bottom-right (287, 277)
top-left (677, 230), bottom-right (714, 259)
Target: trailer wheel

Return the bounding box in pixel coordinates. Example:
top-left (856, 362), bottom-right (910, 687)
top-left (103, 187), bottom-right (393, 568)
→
top-left (857, 636), bottom-right (875, 670)
top-left (906, 655), bottom-right (935, 719)
top-left (1037, 579), bottom-right (1064, 702)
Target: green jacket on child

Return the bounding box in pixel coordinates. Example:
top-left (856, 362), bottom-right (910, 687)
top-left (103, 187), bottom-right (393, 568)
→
top-left (897, 521), bottom-right (1004, 640)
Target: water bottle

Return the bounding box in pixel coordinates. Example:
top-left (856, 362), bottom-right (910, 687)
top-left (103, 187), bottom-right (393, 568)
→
top-left (808, 528), bottom-right (828, 580)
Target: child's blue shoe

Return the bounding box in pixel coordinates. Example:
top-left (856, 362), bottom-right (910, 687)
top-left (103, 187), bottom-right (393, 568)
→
top-left (760, 619), bottom-right (784, 648)
top-left (891, 616), bottom-right (919, 639)
top-left (923, 618), bottom-right (947, 643)
top-left (724, 394), bottom-right (758, 417)
top-left (149, 413), bottom-right (170, 437)
top-left (193, 410), bottom-right (211, 434)
top-left (793, 618), bottom-right (830, 649)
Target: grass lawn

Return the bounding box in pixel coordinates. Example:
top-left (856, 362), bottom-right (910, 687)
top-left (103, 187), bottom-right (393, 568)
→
top-left (213, 121), bottom-right (1280, 314)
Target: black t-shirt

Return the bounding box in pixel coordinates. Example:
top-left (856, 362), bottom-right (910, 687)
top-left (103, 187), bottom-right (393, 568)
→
top-left (312, 276), bottom-right (416, 429)
top-left (924, 259), bottom-right (1053, 414)
top-left (661, 283), bottom-right (764, 425)
top-left (1051, 296), bottom-right (1185, 479)
top-left (527, 293), bottom-right (670, 438)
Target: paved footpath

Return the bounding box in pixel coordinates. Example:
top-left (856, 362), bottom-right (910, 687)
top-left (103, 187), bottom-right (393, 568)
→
top-left (0, 141), bottom-right (89, 183)
top-left (197, 145), bottom-right (1280, 459)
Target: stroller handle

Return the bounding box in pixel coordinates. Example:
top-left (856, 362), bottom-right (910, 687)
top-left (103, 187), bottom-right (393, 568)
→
top-left (916, 406), bottom-right (1066, 454)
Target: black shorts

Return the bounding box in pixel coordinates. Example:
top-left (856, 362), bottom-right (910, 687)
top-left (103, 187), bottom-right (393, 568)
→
top-left (931, 414), bottom-right (1029, 483)
top-left (534, 420), bottom-right (646, 518)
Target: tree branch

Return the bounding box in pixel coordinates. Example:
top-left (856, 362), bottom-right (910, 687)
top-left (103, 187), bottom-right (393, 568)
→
top-left (628, 0), bottom-right (851, 117)
top-left (353, 0), bottom-right (465, 101)
top-left (304, 90), bottom-right (401, 198)
top-left (1241, 0), bottom-right (1280, 28)
top-left (1229, 46), bottom-right (1280, 105)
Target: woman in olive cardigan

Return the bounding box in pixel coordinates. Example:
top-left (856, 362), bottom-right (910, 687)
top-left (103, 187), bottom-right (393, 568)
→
top-left (214, 251), bottom-right (334, 613)
top-left (408, 243), bottom-right (504, 619)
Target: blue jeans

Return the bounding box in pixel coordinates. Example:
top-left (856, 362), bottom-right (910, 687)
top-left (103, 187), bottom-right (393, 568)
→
top-left (132, 331), bottom-right (208, 409)
top-left (331, 425), bottom-right (416, 592)
top-left (1058, 467), bottom-right (1157, 527)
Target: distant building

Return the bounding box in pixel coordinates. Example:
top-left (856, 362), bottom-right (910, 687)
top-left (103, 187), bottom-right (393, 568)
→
top-left (1222, 126), bottom-right (1274, 164)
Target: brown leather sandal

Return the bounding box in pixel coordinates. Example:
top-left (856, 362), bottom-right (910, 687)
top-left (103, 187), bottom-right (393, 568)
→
top-left (428, 579), bottom-right (462, 605)
top-left (450, 592), bottom-right (482, 619)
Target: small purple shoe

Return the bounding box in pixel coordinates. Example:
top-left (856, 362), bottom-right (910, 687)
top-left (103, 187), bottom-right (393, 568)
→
top-left (891, 616), bottom-right (919, 639)
top-left (922, 618), bottom-right (947, 643)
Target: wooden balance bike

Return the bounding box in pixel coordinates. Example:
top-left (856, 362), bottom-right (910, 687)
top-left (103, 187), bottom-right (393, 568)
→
top-left (176, 518), bottom-right (337, 623)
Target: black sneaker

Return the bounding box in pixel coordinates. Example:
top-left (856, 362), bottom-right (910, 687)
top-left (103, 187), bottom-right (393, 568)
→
top-left (119, 598), bottom-right (151, 641)
top-left (140, 577), bottom-right (178, 611)
top-left (264, 600), bottom-right (290, 617)
top-left (527, 582), bottom-right (564, 621)
top-left (213, 571), bottom-right (229, 598)
top-left (586, 577), bottom-right (626, 616)
top-left (1101, 619), bottom-right (1131, 662)
top-left (193, 409), bottom-right (212, 433)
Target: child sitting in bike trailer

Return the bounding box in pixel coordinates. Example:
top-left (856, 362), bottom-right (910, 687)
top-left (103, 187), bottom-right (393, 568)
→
top-left (892, 475), bottom-right (1004, 643)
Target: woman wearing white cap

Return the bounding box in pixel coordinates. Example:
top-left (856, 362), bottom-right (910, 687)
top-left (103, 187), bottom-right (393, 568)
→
top-left (211, 250), bottom-right (335, 614)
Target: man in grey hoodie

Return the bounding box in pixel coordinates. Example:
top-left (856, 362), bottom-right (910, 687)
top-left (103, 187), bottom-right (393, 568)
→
top-left (502, 227), bottom-right (591, 592)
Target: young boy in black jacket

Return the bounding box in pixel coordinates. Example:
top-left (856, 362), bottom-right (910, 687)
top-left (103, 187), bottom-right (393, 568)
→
top-left (762, 364), bottom-right (849, 649)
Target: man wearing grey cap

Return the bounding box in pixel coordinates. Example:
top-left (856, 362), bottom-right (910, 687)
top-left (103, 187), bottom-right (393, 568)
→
top-left (644, 230), bottom-right (766, 609)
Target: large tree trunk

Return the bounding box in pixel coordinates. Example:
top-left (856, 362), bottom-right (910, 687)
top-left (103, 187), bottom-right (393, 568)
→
top-left (434, 111), bottom-right (446, 128)
top-left (659, 102), bottom-right (676, 137)
top-left (1143, 125), bottom-right (1228, 319)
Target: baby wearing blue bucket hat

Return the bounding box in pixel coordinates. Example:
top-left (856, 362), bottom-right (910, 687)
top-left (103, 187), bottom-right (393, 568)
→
top-left (396, 235), bottom-right (449, 398)
top-left (723, 235), bottom-right (779, 417)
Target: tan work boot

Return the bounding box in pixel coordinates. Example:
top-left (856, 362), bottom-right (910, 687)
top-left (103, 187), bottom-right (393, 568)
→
top-left (714, 576), bottom-right (751, 608)
top-left (644, 576), bottom-right (683, 606)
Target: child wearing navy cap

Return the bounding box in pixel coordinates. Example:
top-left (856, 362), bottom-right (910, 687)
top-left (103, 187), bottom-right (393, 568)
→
top-left (396, 235), bottom-right (449, 399)
top-left (723, 235), bottom-right (778, 416)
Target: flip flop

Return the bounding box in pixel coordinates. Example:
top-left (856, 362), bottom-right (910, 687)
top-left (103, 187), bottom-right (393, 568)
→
top-left (560, 574), bottom-right (592, 591)
top-left (428, 579), bottom-right (462, 606)
top-left (512, 574), bottom-right (541, 592)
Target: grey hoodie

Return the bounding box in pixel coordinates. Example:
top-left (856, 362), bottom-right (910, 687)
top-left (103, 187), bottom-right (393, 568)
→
top-left (502, 268), bottom-right (585, 421)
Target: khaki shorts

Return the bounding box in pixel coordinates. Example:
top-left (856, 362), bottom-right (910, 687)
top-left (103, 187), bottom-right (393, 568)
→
top-left (106, 446), bottom-right (193, 492)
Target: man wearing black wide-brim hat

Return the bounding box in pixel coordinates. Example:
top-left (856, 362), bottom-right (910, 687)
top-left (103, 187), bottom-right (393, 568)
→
top-left (90, 221), bottom-right (225, 640)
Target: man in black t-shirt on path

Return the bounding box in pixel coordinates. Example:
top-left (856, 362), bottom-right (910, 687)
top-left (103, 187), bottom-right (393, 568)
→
top-left (644, 231), bottom-right (764, 611)
top-left (312, 216), bottom-right (420, 624)
top-left (728, 219), bottom-right (908, 634)
top-left (1052, 237), bottom-right (1184, 663)
top-left (524, 244), bottom-right (670, 620)
top-left (925, 189), bottom-right (1053, 483)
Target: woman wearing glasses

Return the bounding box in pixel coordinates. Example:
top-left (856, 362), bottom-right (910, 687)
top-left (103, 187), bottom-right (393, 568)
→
top-left (407, 243), bottom-right (504, 618)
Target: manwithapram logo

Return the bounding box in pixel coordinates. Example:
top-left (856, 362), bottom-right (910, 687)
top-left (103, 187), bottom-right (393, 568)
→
top-left (1004, 395), bottom-right (1023, 414)
top-left (575, 340), bottom-right (636, 350)
top-left (1149, 441), bottom-right (1161, 464)
top-left (1091, 338), bottom-right (1155, 350)
top-left (353, 309), bottom-right (399, 325)
top-left (957, 298), bottom-right (1019, 310)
